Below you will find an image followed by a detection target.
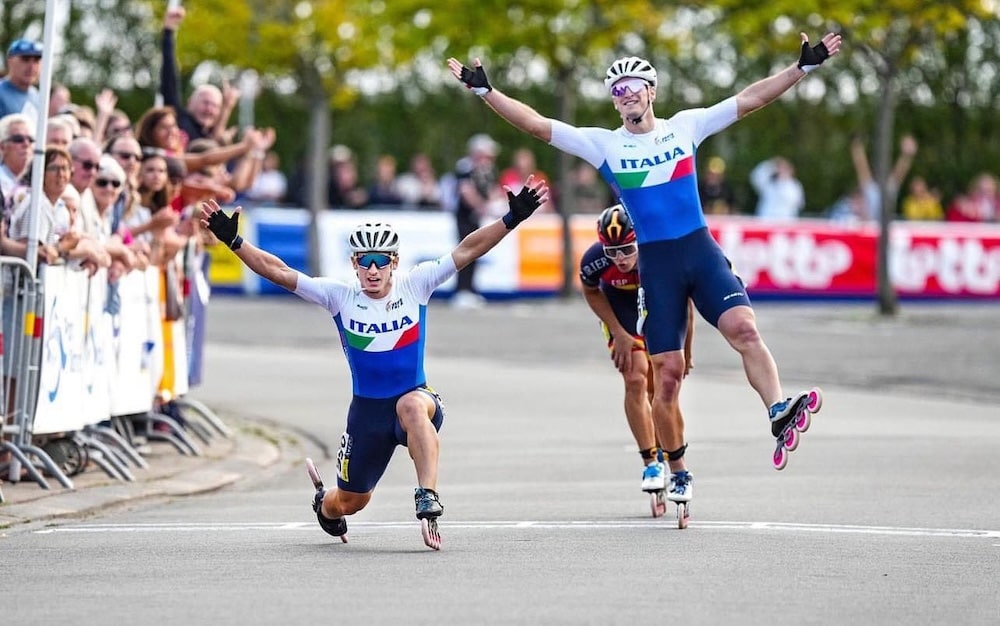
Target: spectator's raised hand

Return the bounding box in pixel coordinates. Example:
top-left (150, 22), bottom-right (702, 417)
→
top-left (900, 134), bottom-right (918, 157)
top-left (95, 89), bottom-right (117, 115)
top-left (164, 6), bottom-right (185, 30)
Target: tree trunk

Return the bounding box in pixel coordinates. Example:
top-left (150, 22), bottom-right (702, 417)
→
top-left (555, 72), bottom-right (578, 298)
top-left (303, 67), bottom-right (330, 277)
top-left (874, 72), bottom-right (898, 317)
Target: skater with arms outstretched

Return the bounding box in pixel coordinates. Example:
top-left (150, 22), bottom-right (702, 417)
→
top-left (199, 177), bottom-right (549, 549)
top-left (449, 32), bottom-right (838, 483)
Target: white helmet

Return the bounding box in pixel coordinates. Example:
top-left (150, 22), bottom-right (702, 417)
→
top-left (604, 56), bottom-right (657, 92)
top-left (348, 222), bottom-right (400, 253)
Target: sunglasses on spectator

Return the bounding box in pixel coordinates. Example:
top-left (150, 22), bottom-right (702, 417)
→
top-left (4, 134), bottom-right (34, 144)
top-left (113, 150), bottom-right (142, 162)
top-left (73, 157), bottom-right (99, 171)
top-left (45, 164), bottom-right (70, 173)
top-left (603, 243), bottom-right (638, 259)
top-left (95, 178), bottom-right (122, 189)
top-left (610, 78), bottom-right (649, 98)
top-left (355, 252), bottom-right (395, 269)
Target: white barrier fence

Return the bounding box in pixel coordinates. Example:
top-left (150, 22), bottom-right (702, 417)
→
top-left (33, 265), bottom-right (166, 434)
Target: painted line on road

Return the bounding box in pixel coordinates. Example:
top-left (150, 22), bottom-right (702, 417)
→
top-left (33, 520), bottom-right (1000, 539)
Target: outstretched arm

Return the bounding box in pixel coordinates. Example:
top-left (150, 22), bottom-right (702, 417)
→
top-left (199, 199), bottom-right (299, 292)
top-left (447, 57), bottom-right (554, 143)
top-left (451, 176), bottom-right (549, 271)
top-left (736, 32), bottom-right (842, 119)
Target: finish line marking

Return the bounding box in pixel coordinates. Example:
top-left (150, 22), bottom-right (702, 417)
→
top-left (34, 520), bottom-right (1000, 539)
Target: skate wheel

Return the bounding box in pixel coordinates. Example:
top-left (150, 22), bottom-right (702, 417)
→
top-left (305, 458), bottom-right (323, 489)
top-left (795, 410), bottom-right (812, 433)
top-left (784, 427), bottom-right (800, 451)
top-left (677, 503), bottom-right (689, 530)
top-left (772, 445), bottom-right (788, 471)
top-left (421, 518), bottom-right (441, 551)
top-left (650, 491), bottom-right (666, 518)
top-left (806, 388), bottom-right (823, 413)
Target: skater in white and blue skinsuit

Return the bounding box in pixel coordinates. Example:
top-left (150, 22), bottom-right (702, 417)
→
top-left (199, 178), bottom-right (549, 548)
top-left (449, 31), bottom-right (841, 491)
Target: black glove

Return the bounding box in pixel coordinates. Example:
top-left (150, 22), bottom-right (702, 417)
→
top-left (502, 186), bottom-right (541, 230)
top-left (797, 38), bottom-right (830, 74)
top-left (207, 208), bottom-right (243, 250)
top-left (458, 63), bottom-right (492, 97)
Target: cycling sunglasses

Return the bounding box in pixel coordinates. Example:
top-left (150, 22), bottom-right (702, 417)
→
top-left (610, 78), bottom-right (649, 98)
top-left (603, 243), bottom-right (638, 259)
top-left (355, 252), bottom-right (395, 269)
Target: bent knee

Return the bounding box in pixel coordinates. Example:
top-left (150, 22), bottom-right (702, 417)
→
top-left (333, 490), bottom-right (371, 516)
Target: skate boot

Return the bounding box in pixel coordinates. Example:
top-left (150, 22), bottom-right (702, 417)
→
top-left (769, 388), bottom-right (824, 471)
top-left (305, 458), bottom-right (347, 542)
top-left (641, 462), bottom-right (667, 493)
top-left (414, 487), bottom-right (443, 550)
top-left (643, 462), bottom-right (668, 518)
top-left (667, 470), bottom-right (692, 530)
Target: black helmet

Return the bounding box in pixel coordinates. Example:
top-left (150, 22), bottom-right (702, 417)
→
top-left (597, 204), bottom-right (636, 246)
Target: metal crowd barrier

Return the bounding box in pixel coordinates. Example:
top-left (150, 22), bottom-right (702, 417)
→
top-left (0, 245), bottom-right (233, 496)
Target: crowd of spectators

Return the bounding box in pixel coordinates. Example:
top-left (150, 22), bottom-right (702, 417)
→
top-left (698, 135), bottom-right (999, 225)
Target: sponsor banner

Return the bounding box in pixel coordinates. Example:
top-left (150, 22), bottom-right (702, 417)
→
top-left (218, 208), bottom-right (1000, 299)
top-left (710, 217), bottom-right (1000, 298)
top-left (35, 267), bottom-right (112, 434)
top-left (108, 268), bottom-right (160, 417)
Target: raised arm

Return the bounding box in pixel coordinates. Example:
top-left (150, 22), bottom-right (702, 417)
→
top-left (447, 57), bottom-right (554, 143)
top-left (736, 32), bottom-right (842, 119)
top-left (160, 7), bottom-right (185, 110)
top-left (451, 176), bottom-right (548, 271)
top-left (199, 199), bottom-right (299, 292)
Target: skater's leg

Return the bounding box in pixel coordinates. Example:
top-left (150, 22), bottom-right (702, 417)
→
top-left (623, 351), bottom-right (658, 461)
top-left (717, 306), bottom-right (783, 407)
top-left (396, 389), bottom-right (441, 490)
top-left (649, 350), bottom-right (687, 474)
top-left (321, 488), bottom-right (371, 519)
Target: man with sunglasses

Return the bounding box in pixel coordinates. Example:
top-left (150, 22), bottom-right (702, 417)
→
top-left (199, 177), bottom-right (549, 550)
top-left (450, 31), bottom-right (839, 493)
top-left (580, 204), bottom-right (694, 520)
top-left (0, 113), bottom-right (35, 211)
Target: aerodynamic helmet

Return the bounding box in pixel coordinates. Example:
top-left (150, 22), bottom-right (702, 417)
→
top-left (604, 56), bottom-right (657, 92)
top-left (597, 205), bottom-right (636, 246)
top-left (348, 222), bottom-right (400, 253)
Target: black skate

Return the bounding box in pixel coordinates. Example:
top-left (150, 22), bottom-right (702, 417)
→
top-left (769, 388), bottom-right (824, 471)
top-left (306, 458), bottom-right (347, 543)
top-left (414, 487), bottom-right (443, 550)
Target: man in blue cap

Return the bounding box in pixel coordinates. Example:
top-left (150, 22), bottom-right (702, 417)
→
top-left (0, 39), bottom-right (44, 119)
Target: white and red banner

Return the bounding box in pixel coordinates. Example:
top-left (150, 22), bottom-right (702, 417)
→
top-left (210, 208), bottom-right (1000, 300)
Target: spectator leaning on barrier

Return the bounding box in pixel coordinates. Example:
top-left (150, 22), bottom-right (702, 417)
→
top-left (0, 39), bottom-right (43, 119)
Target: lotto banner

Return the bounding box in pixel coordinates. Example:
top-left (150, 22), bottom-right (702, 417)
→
top-left (709, 217), bottom-right (1000, 298)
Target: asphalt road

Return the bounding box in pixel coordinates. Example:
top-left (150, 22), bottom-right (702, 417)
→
top-left (3, 295), bottom-right (999, 625)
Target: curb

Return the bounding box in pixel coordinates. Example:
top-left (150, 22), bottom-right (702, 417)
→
top-left (0, 416), bottom-right (315, 530)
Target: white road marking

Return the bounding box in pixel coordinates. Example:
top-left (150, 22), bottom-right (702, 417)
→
top-left (33, 520), bottom-right (1000, 539)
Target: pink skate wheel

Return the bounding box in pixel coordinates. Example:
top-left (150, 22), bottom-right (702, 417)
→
top-left (773, 446), bottom-right (788, 471)
top-left (806, 388), bottom-right (823, 413)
